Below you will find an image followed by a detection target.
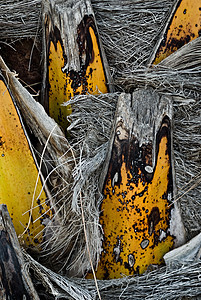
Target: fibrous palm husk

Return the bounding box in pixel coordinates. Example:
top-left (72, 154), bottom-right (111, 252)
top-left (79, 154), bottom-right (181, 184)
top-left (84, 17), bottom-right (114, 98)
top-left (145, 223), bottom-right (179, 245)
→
top-left (54, 37), bottom-right (201, 296)
top-left (91, 0), bottom-right (175, 87)
top-left (24, 245), bottom-right (201, 300)
top-left (0, 0), bottom-right (200, 299)
top-left (0, 0), bottom-right (42, 40)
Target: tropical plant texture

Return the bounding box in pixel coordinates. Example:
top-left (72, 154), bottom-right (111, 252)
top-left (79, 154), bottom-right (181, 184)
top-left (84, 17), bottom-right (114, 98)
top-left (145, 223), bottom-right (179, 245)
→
top-left (0, 0), bottom-right (200, 299)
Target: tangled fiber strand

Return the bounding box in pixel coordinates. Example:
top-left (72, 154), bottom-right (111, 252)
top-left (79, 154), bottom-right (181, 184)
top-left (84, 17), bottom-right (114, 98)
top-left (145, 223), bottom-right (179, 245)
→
top-left (120, 37), bottom-right (201, 98)
top-left (33, 93), bottom-right (118, 276)
top-left (24, 251), bottom-right (94, 300)
top-left (0, 0), bottom-right (175, 89)
top-left (173, 100), bottom-right (201, 239)
top-left (0, 0), bottom-right (42, 39)
top-left (91, 0), bottom-right (175, 88)
top-left (83, 262), bottom-right (201, 299)
top-left (25, 249), bottom-right (201, 299)
top-left (63, 93), bottom-right (118, 275)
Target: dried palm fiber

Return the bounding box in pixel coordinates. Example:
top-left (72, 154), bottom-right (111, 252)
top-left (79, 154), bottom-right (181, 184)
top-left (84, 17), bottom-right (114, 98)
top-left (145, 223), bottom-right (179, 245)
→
top-left (23, 248), bottom-right (201, 299)
top-left (91, 0), bottom-right (176, 88)
top-left (40, 93), bottom-right (118, 276)
top-left (119, 37), bottom-right (201, 239)
top-left (0, 55), bottom-right (75, 258)
top-left (1, 0), bottom-right (199, 272)
top-left (0, 0), bottom-right (42, 40)
top-left (0, 0), bottom-right (175, 88)
top-left (0, 0), bottom-right (200, 298)
top-left (49, 37), bottom-right (201, 276)
top-left (0, 39), bottom-right (107, 274)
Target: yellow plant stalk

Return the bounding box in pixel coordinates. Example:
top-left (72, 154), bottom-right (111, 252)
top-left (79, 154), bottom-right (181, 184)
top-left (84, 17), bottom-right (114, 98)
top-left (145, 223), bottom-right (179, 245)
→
top-left (153, 0), bottom-right (201, 64)
top-left (89, 115), bottom-right (175, 280)
top-left (47, 16), bottom-right (108, 130)
top-left (0, 76), bottom-right (52, 248)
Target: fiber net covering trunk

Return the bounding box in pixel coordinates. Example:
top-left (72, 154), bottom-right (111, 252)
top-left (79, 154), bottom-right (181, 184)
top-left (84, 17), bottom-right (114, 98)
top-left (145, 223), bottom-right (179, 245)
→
top-left (0, 0), bottom-right (200, 299)
top-left (0, 0), bottom-right (42, 39)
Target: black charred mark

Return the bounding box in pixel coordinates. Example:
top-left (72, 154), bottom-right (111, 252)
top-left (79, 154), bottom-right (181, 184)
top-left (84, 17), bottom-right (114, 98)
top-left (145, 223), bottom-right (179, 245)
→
top-left (104, 123), bottom-right (154, 190)
top-left (48, 23), bottom-right (64, 54)
top-left (77, 15), bottom-right (95, 66)
top-left (166, 33), bottom-right (191, 53)
top-left (67, 15), bottom-right (107, 95)
top-left (148, 207), bottom-right (160, 236)
top-left (124, 261), bottom-right (131, 272)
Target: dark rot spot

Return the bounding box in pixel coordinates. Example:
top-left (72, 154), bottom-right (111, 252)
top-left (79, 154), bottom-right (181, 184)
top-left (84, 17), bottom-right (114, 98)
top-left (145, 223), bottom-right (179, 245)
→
top-left (162, 192), bottom-right (167, 200)
top-left (0, 137), bottom-right (4, 147)
top-left (153, 233), bottom-right (159, 246)
top-left (183, 9), bottom-right (187, 14)
top-left (148, 207), bottom-right (160, 235)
